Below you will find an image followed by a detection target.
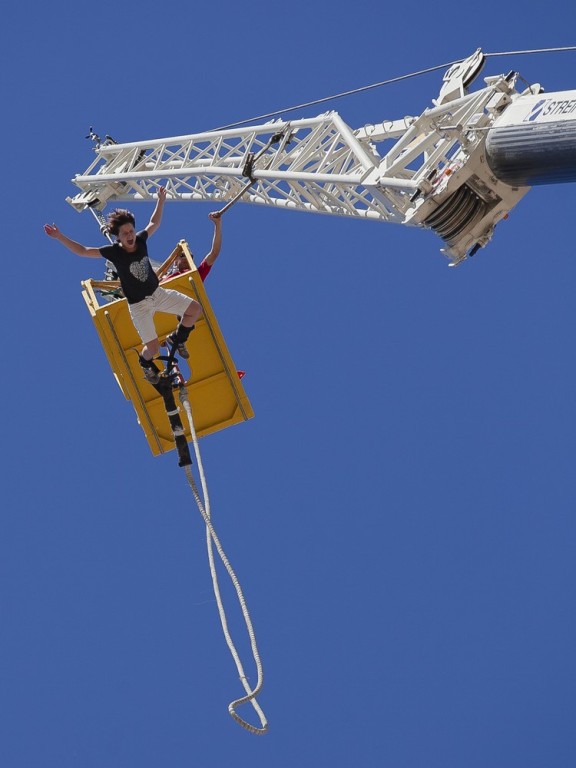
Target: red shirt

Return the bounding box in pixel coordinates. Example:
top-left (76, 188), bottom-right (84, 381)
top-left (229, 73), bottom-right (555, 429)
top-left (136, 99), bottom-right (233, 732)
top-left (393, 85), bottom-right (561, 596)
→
top-left (160, 257), bottom-right (212, 283)
top-left (197, 259), bottom-right (212, 282)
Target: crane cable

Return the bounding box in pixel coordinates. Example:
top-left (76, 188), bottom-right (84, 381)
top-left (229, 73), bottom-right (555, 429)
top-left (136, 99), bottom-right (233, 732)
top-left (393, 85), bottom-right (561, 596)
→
top-left (212, 46), bottom-right (576, 132)
top-left (178, 386), bottom-right (268, 735)
top-left (215, 127), bottom-right (291, 217)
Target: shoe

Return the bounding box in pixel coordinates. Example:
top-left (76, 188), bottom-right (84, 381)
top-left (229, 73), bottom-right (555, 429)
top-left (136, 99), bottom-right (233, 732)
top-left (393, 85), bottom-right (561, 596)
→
top-left (139, 358), bottom-right (161, 385)
top-left (167, 332), bottom-right (189, 359)
top-left (143, 367), bottom-right (160, 385)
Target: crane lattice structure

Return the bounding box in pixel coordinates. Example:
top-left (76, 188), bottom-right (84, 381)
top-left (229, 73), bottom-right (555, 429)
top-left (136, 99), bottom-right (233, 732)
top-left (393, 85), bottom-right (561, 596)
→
top-left (67, 50), bottom-right (535, 265)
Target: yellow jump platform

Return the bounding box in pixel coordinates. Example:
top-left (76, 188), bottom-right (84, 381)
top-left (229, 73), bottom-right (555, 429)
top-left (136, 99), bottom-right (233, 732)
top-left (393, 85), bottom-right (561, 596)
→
top-left (81, 240), bottom-right (253, 457)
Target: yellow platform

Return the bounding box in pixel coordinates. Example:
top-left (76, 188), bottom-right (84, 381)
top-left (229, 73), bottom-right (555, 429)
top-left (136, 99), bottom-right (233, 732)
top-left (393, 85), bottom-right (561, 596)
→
top-left (81, 240), bottom-right (254, 457)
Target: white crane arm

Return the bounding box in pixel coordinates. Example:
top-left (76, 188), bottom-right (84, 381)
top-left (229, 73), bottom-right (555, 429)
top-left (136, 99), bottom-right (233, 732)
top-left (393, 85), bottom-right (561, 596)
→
top-left (67, 51), bottom-right (541, 264)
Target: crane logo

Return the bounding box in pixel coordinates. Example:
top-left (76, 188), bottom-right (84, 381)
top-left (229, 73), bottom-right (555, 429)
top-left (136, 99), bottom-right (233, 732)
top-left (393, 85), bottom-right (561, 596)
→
top-left (524, 99), bottom-right (547, 122)
top-left (524, 97), bottom-right (576, 122)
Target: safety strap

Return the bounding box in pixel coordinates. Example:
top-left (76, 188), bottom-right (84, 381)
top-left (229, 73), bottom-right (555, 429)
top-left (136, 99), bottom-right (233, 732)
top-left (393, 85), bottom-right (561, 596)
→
top-left (148, 374), bottom-right (192, 466)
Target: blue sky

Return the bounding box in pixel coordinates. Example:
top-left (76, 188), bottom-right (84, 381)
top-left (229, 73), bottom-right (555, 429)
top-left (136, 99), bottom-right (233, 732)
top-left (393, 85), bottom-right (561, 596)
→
top-left (2, 1), bottom-right (576, 766)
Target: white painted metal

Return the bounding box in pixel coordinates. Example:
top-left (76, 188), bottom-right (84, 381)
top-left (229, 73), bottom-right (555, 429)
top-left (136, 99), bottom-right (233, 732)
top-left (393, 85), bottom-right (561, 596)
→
top-left (490, 88), bottom-right (576, 126)
top-left (66, 51), bottom-right (535, 265)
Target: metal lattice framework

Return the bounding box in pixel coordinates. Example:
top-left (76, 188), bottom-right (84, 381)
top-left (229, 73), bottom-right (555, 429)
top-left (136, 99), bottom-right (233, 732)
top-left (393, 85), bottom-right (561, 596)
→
top-left (67, 50), bottom-right (533, 265)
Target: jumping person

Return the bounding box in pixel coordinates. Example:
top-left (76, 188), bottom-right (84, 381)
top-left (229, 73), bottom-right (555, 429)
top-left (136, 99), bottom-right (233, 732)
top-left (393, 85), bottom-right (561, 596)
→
top-left (44, 186), bottom-right (202, 385)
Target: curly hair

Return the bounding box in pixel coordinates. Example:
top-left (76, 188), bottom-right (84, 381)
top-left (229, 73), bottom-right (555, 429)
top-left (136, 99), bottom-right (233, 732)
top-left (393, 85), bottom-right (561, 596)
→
top-left (107, 209), bottom-right (135, 237)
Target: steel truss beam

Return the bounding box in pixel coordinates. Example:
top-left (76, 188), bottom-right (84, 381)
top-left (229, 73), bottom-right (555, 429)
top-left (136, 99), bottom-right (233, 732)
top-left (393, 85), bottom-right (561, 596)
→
top-left (67, 52), bottom-right (533, 264)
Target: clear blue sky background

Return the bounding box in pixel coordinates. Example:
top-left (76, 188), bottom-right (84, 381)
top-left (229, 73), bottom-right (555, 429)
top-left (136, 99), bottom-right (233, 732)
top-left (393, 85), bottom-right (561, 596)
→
top-left (1, 2), bottom-right (576, 766)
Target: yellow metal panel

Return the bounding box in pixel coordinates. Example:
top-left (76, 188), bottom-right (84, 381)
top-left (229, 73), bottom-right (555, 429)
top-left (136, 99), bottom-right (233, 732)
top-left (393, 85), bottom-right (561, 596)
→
top-left (81, 241), bottom-right (254, 457)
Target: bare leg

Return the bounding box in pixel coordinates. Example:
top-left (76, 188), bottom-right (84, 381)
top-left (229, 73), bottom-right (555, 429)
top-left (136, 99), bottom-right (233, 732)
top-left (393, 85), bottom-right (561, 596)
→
top-left (181, 299), bottom-right (203, 327)
top-left (167, 300), bottom-right (203, 360)
top-left (141, 338), bottom-right (161, 360)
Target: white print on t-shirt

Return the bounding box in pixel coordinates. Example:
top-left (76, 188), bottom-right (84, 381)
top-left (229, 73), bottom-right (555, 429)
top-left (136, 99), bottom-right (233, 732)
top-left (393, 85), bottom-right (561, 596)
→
top-left (130, 259), bottom-right (150, 282)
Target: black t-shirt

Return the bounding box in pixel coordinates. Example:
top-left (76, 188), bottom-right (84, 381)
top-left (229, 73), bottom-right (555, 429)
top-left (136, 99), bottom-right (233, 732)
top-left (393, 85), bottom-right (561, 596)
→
top-left (99, 231), bottom-right (159, 304)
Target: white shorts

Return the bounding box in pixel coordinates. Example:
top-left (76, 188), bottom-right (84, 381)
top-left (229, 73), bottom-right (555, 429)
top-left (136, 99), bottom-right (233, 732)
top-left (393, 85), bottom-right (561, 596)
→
top-left (128, 286), bottom-right (196, 344)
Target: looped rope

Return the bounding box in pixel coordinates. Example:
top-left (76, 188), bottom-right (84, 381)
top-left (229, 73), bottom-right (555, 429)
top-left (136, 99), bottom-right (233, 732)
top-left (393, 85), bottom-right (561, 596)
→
top-left (179, 387), bottom-right (268, 735)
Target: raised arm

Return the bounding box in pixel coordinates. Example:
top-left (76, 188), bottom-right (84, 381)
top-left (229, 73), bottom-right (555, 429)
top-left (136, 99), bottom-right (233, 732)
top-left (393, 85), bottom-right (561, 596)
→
top-left (145, 186), bottom-right (167, 237)
top-left (43, 224), bottom-right (102, 258)
top-left (205, 211), bottom-right (222, 266)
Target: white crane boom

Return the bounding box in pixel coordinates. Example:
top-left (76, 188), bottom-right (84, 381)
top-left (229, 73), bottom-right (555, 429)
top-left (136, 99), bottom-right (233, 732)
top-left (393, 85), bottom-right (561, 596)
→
top-left (67, 50), bottom-right (566, 265)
